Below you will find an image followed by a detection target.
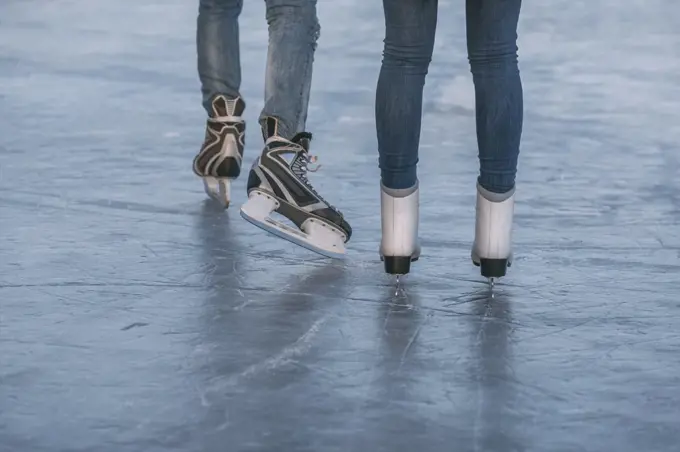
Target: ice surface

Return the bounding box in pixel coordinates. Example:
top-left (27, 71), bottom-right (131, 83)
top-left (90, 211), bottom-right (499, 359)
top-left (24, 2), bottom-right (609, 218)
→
top-left (1, 1), bottom-right (680, 451)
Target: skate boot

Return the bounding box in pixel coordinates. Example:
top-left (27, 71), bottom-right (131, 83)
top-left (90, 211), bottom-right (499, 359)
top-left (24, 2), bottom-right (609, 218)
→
top-left (379, 182), bottom-right (420, 275)
top-left (193, 95), bottom-right (246, 208)
top-left (239, 117), bottom-right (352, 259)
top-left (471, 183), bottom-right (515, 284)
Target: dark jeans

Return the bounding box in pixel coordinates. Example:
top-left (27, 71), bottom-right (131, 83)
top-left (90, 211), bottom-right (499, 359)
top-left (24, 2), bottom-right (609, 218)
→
top-left (376, 0), bottom-right (523, 193)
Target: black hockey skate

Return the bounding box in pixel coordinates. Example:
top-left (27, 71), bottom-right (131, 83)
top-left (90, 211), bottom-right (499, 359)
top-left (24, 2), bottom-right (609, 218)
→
top-left (193, 95), bottom-right (246, 208)
top-left (239, 117), bottom-right (352, 259)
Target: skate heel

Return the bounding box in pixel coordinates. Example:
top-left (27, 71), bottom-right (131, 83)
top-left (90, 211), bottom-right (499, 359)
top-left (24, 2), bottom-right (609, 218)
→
top-left (240, 189), bottom-right (347, 259)
top-left (194, 95), bottom-right (246, 208)
top-left (471, 184), bottom-right (515, 280)
top-left (479, 258), bottom-right (509, 278)
top-left (379, 183), bottom-right (420, 275)
top-left (202, 176), bottom-right (231, 208)
top-left (384, 256), bottom-right (412, 275)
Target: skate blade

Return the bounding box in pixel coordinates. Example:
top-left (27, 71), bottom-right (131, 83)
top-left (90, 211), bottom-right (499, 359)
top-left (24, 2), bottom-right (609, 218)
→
top-left (203, 177), bottom-right (231, 208)
top-left (240, 191), bottom-right (347, 260)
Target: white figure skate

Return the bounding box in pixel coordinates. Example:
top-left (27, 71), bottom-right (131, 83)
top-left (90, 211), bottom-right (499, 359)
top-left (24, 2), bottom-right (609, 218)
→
top-left (193, 95), bottom-right (246, 208)
top-left (471, 183), bottom-right (515, 284)
top-left (379, 182), bottom-right (420, 275)
top-left (240, 117), bottom-right (351, 259)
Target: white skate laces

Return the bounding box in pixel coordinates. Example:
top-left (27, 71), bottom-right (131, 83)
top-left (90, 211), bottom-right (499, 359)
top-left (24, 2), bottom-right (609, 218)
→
top-left (292, 153), bottom-right (321, 179)
top-left (290, 151), bottom-right (339, 213)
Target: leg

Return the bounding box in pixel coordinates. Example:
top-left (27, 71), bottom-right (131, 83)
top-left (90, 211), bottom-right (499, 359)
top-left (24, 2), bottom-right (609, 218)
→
top-left (240, 0), bottom-right (350, 258)
top-left (467, 0), bottom-right (523, 194)
top-left (376, 0), bottom-right (438, 275)
top-left (197, 0), bottom-right (243, 111)
top-left (194, 0), bottom-right (247, 208)
top-left (466, 0), bottom-right (523, 280)
top-left (260, 0), bottom-right (320, 139)
top-left (376, 0), bottom-right (438, 191)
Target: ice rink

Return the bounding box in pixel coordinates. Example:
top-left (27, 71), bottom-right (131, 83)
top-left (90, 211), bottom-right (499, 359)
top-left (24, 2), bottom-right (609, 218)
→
top-left (1, 1), bottom-right (680, 451)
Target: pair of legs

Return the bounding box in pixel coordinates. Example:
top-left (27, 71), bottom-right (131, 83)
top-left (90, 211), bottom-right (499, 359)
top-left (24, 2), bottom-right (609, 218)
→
top-left (377, 0), bottom-right (523, 280)
top-left (197, 0), bottom-right (319, 138)
top-left (194, 0), bottom-right (352, 257)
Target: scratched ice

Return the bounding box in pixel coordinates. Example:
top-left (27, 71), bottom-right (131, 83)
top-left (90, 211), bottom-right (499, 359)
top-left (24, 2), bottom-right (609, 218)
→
top-left (1, 1), bottom-right (680, 451)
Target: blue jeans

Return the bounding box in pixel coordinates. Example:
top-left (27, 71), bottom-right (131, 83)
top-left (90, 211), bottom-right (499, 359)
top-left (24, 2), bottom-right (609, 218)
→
top-left (376, 0), bottom-right (523, 194)
top-left (197, 0), bottom-right (320, 139)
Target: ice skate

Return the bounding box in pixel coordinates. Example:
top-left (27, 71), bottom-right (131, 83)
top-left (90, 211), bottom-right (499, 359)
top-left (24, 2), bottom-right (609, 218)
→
top-left (379, 182), bottom-right (420, 275)
top-left (193, 95), bottom-right (246, 208)
top-left (471, 183), bottom-right (515, 283)
top-left (239, 117), bottom-right (352, 259)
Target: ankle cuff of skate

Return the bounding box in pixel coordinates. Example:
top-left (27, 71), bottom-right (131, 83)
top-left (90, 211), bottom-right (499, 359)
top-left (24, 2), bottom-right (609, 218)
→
top-left (477, 182), bottom-right (514, 202)
top-left (381, 180), bottom-right (419, 198)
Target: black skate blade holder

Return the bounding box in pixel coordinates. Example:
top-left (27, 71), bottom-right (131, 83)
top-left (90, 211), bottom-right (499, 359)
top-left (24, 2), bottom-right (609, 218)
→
top-left (383, 256), bottom-right (412, 275)
top-left (474, 258), bottom-right (511, 278)
top-left (381, 254), bottom-right (419, 275)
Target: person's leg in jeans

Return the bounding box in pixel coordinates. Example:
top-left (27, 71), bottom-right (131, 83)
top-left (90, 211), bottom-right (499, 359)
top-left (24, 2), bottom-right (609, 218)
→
top-left (240, 0), bottom-right (353, 259)
top-left (259, 0), bottom-right (320, 139)
top-left (197, 0), bottom-right (243, 112)
top-left (467, 0), bottom-right (523, 281)
top-left (375, 0), bottom-right (438, 276)
top-left (193, 0), bottom-right (246, 208)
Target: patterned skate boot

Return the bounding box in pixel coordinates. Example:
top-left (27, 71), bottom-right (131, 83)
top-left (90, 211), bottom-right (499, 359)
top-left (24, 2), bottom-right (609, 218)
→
top-left (379, 181), bottom-right (420, 275)
top-left (193, 95), bottom-right (246, 208)
top-left (239, 117), bottom-right (352, 259)
top-left (471, 183), bottom-right (515, 285)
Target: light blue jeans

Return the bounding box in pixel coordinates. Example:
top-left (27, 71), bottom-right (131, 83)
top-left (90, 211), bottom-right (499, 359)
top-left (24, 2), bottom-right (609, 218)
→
top-left (197, 0), bottom-right (320, 139)
top-left (376, 0), bottom-right (523, 194)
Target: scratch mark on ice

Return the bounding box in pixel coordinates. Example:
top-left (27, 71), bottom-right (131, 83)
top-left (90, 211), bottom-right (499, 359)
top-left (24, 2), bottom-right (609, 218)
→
top-left (239, 315), bottom-right (328, 378)
top-left (398, 312), bottom-right (431, 371)
top-left (473, 300), bottom-right (493, 452)
top-left (201, 314), bottom-right (330, 404)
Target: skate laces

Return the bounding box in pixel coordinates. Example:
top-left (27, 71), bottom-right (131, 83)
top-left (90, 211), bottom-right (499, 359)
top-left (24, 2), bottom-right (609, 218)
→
top-left (289, 148), bottom-right (339, 212)
top-left (294, 153), bottom-right (321, 176)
